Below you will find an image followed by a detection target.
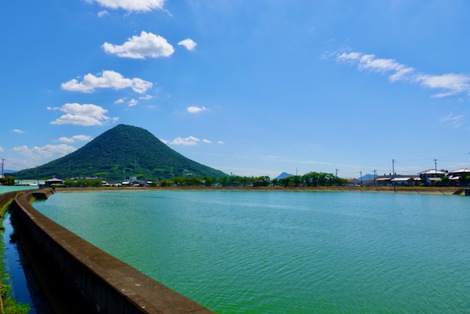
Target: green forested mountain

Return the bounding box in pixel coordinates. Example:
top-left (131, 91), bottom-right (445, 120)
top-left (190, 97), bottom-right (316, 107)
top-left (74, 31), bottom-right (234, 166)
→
top-left (14, 124), bottom-right (226, 181)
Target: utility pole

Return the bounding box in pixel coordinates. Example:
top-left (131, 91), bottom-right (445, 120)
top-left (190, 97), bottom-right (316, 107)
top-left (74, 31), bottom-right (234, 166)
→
top-left (392, 159), bottom-right (396, 176)
top-left (359, 171), bottom-right (363, 186)
top-left (335, 169), bottom-right (338, 177)
top-left (373, 169), bottom-right (377, 186)
top-left (434, 159), bottom-right (438, 172)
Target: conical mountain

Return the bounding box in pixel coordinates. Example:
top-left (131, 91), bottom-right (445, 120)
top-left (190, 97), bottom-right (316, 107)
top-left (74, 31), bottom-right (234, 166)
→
top-left (14, 124), bottom-right (226, 181)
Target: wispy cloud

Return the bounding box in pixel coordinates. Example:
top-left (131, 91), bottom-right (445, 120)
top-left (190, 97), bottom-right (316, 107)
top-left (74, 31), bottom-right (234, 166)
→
top-left (48, 103), bottom-right (118, 126)
top-left (14, 144), bottom-right (77, 162)
top-left (115, 97), bottom-right (139, 107)
top-left (12, 129), bottom-right (25, 134)
top-left (170, 136), bottom-right (201, 146)
top-left (414, 74), bottom-right (470, 98)
top-left (178, 38), bottom-right (197, 51)
top-left (87, 0), bottom-right (166, 12)
top-left (103, 31), bottom-right (174, 59)
top-left (115, 98), bottom-right (125, 104)
top-left (61, 70), bottom-right (153, 94)
top-left (128, 99), bottom-right (138, 107)
top-left (167, 135), bottom-right (222, 146)
top-left (187, 106), bottom-right (208, 114)
top-left (58, 135), bottom-right (93, 143)
top-left (335, 51), bottom-right (470, 98)
top-left (441, 113), bottom-right (465, 128)
top-left (97, 10), bottom-right (108, 17)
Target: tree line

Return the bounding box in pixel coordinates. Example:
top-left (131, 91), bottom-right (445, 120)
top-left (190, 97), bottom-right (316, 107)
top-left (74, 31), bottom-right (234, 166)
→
top-left (0, 176), bottom-right (15, 186)
top-left (159, 172), bottom-right (347, 188)
top-left (1, 172), bottom-right (347, 188)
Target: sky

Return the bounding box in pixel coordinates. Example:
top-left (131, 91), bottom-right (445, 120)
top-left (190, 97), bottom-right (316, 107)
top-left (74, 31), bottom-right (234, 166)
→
top-left (1, 0), bottom-right (470, 179)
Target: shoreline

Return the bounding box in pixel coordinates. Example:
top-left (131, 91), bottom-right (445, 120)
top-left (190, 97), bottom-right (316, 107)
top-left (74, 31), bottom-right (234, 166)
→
top-left (53, 186), bottom-right (463, 195)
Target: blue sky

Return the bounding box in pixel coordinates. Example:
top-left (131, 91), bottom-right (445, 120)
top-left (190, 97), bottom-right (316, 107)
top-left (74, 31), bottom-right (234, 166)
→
top-left (1, 0), bottom-right (469, 178)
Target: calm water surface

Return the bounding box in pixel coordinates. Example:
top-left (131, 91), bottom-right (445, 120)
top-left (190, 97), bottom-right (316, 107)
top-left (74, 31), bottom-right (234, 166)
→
top-left (34, 190), bottom-right (470, 313)
top-left (0, 186), bottom-right (50, 313)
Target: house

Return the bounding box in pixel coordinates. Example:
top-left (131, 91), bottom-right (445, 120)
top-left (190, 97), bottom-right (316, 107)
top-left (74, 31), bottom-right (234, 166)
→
top-left (375, 175), bottom-right (393, 186)
top-left (419, 169), bottom-right (448, 185)
top-left (390, 176), bottom-right (420, 186)
top-left (375, 174), bottom-right (420, 186)
top-left (448, 168), bottom-right (470, 186)
top-left (44, 177), bottom-right (64, 187)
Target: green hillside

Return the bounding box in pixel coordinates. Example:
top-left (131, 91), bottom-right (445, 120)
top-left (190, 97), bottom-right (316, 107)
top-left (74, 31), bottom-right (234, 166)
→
top-left (14, 124), bottom-right (226, 181)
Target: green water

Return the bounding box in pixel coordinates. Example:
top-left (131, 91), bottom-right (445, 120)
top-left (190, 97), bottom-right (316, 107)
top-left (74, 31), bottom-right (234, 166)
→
top-left (34, 191), bottom-right (470, 313)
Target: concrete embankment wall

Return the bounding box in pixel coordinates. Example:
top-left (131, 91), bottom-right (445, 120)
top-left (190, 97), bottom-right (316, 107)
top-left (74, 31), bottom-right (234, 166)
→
top-left (8, 189), bottom-right (212, 314)
top-left (0, 191), bottom-right (21, 217)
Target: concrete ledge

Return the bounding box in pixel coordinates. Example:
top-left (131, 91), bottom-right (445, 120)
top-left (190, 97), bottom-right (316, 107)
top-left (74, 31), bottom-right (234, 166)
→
top-left (0, 191), bottom-right (21, 217)
top-left (9, 189), bottom-right (213, 313)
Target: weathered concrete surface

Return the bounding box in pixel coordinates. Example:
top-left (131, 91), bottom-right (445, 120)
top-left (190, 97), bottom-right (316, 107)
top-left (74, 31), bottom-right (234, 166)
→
top-left (9, 189), bottom-right (213, 314)
top-left (0, 191), bottom-right (20, 217)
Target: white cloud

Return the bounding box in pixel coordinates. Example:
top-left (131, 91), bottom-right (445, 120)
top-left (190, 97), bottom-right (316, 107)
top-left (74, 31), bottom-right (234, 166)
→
top-left (58, 135), bottom-right (93, 143)
top-left (0, 146), bottom-right (4, 153)
top-left (170, 136), bottom-right (200, 146)
top-left (87, 0), bottom-right (166, 12)
top-left (49, 103), bottom-right (114, 126)
top-left (97, 10), bottom-right (109, 17)
top-left (139, 94), bottom-right (153, 100)
top-left (13, 129), bottom-right (25, 134)
top-left (336, 52), bottom-right (415, 81)
top-left (217, 141), bottom-right (225, 144)
top-left (114, 97), bottom-right (138, 107)
top-left (61, 70), bottom-right (153, 94)
top-left (187, 106), bottom-right (208, 114)
top-left (441, 113), bottom-right (465, 128)
top-left (115, 98), bottom-right (126, 104)
top-left (415, 74), bottom-right (470, 98)
top-left (128, 99), bottom-right (138, 107)
top-left (14, 144), bottom-right (77, 160)
top-left (103, 31), bottom-right (174, 59)
top-left (168, 136), bottom-right (220, 146)
top-left (335, 50), bottom-right (470, 98)
top-left (178, 38), bottom-right (197, 51)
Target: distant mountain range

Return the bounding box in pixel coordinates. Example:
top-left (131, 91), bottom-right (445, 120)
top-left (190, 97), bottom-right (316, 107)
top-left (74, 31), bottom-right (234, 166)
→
top-left (274, 172), bottom-right (295, 180)
top-left (13, 124), bottom-right (226, 181)
top-left (358, 174), bottom-right (376, 181)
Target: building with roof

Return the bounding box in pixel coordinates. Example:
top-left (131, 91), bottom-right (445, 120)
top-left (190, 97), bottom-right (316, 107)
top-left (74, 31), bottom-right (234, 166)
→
top-left (448, 168), bottom-right (470, 186)
top-left (44, 177), bottom-right (64, 187)
top-left (375, 174), bottom-right (420, 186)
top-left (418, 169), bottom-right (448, 185)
